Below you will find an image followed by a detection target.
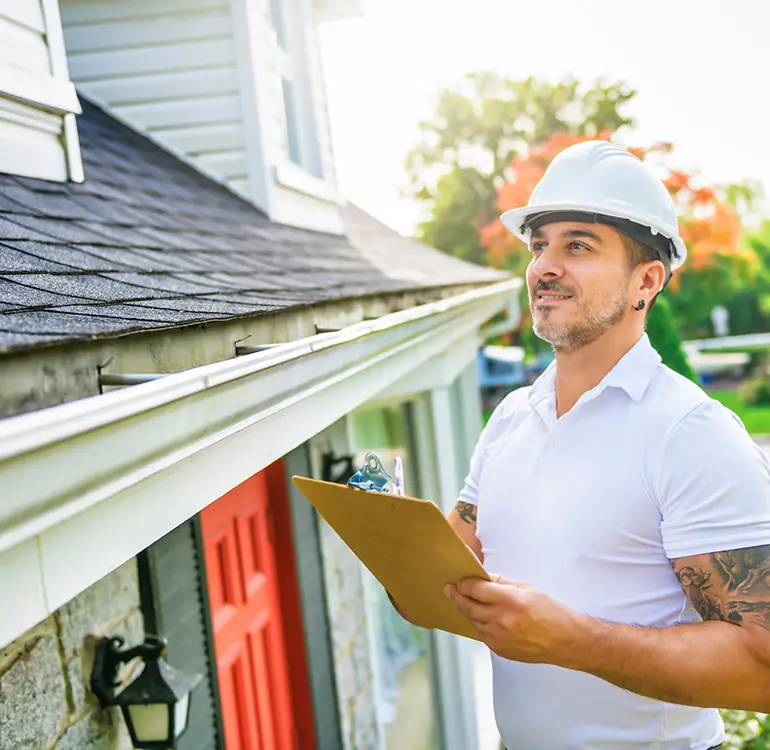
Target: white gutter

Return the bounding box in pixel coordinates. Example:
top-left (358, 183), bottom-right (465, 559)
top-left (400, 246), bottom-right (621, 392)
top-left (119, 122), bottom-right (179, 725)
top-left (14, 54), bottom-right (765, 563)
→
top-left (0, 279), bottom-right (518, 647)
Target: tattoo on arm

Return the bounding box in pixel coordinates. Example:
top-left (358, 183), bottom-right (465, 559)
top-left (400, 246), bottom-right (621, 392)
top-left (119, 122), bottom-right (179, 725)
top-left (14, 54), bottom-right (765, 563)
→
top-left (455, 501), bottom-right (477, 525)
top-left (671, 544), bottom-right (770, 631)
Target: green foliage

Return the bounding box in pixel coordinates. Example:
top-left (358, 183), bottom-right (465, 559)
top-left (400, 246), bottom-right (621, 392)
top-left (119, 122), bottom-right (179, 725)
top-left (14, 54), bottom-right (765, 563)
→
top-left (738, 376), bottom-right (770, 406)
top-left (709, 389), bottom-right (770, 435)
top-left (721, 709), bottom-right (770, 749)
top-left (645, 296), bottom-right (699, 383)
top-left (405, 74), bottom-right (636, 263)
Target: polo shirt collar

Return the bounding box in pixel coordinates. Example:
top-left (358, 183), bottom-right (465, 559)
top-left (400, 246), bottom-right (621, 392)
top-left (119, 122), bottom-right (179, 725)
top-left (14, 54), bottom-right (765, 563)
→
top-left (529, 333), bottom-right (662, 410)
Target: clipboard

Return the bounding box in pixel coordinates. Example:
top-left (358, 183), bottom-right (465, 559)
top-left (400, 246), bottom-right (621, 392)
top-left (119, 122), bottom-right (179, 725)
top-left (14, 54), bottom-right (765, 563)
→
top-left (291, 476), bottom-right (490, 640)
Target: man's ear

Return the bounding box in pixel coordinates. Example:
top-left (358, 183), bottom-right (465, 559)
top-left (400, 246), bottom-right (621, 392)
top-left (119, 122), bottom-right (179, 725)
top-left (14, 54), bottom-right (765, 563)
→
top-left (638, 261), bottom-right (666, 298)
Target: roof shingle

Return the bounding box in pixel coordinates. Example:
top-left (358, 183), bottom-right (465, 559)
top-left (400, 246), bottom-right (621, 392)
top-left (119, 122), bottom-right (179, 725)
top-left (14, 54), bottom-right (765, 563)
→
top-left (0, 98), bottom-right (505, 354)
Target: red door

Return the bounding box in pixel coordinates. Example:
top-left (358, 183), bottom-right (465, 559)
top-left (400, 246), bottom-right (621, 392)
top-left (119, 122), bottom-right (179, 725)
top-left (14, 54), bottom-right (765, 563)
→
top-left (202, 465), bottom-right (313, 750)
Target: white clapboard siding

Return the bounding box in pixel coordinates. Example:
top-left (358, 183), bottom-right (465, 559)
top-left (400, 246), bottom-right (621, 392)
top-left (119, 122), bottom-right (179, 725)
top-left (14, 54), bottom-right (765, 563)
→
top-left (0, 95), bottom-right (68, 180)
top-left (80, 68), bottom-right (239, 108)
top-left (59, 0), bottom-right (226, 24)
top-left (67, 38), bottom-right (236, 81)
top-left (61, 0), bottom-right (250, 198)
top-left (63, 11), bottom-right (233, 53)
top-left (154, 122), bottom-right (244, 156)
top-left (112, 94), bottom-right (241, 131)
top-left (0, 0), bottom-right (45, 35)
top-left (196, 150), bottom-right (249, 180)
top-left (61, 0), bottom-right (342, 229)
top-left (0, 0), bottom-right (82, 182)
top-left (0, 14), bottom-right (51, 74)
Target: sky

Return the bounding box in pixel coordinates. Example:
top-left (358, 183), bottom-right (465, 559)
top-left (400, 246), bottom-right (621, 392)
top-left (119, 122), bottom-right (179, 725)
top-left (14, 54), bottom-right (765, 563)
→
top-left (318, 0), bottom-right (770, 236)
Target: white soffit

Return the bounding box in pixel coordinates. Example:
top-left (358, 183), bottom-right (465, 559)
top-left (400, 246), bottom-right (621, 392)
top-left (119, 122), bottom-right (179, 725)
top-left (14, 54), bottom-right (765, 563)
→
top-left (0, 279), bottom-right (518, 646)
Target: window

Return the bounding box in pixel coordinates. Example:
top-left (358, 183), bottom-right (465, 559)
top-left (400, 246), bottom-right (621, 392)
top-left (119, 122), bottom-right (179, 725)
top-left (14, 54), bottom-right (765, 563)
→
top-left (281, 77), bottom-right (301, 166)
top-left (268, 0), bottom-right (287, 48)
top-left (268, 0), bottom-right (323, 179)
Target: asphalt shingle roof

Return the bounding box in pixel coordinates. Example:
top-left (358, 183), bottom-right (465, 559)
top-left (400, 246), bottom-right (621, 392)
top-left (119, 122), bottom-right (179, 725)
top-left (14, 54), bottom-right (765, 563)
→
top-left (0, 99), bottom-right (504, 354)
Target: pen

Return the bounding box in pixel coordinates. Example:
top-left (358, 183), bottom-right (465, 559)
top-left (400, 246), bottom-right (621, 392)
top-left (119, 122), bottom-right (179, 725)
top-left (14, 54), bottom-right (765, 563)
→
top-left (393, 456), bottom-right (404, 496)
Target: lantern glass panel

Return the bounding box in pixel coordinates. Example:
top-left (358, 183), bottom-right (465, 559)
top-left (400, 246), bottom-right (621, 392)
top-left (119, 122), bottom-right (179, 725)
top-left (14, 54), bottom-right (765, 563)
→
top-left (126, 703), bottom-right (171, 742)
top-left (174, 693), bottom-right (190, 737)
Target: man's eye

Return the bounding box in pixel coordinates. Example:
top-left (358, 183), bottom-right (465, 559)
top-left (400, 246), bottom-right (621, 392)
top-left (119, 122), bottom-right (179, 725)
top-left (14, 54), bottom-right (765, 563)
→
top-left (569, 242), bottom-right (588, 252)
top-left (530, 243), bottom-right (545, 253)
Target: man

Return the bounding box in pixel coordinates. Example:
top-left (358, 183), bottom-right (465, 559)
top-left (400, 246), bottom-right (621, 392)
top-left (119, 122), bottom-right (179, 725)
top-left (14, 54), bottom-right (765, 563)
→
top-left (443, 141), bottom-right (770, 749)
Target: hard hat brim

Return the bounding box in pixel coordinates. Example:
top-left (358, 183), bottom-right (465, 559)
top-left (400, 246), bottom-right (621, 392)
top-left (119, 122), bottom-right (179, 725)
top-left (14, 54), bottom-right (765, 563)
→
top-left (500, 202), bottom-right (687, 270)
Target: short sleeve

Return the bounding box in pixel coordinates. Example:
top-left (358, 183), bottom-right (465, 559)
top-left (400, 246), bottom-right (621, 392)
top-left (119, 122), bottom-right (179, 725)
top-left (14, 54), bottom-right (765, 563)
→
top-left (456, 389), bottom-right (524, 506)
top-left (657, 399), bottom-right (770, 559)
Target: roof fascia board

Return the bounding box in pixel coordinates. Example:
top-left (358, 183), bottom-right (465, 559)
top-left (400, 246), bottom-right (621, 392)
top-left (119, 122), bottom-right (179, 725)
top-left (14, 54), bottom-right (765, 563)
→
top-left (0, 279), bottom-right (516, 647)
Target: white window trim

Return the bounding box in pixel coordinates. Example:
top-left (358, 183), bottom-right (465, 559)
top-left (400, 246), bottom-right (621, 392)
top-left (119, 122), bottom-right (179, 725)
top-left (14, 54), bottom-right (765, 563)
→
top-left (273, 160), bottom-right (340, 203)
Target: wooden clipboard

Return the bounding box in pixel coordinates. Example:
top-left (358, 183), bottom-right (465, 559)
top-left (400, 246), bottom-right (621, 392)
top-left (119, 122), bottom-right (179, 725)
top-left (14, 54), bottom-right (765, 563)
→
top-left (291, 476), bottom-right (490, 640)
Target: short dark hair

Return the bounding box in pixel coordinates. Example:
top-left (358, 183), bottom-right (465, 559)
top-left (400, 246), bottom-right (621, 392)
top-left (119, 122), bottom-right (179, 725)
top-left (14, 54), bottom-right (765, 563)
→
top-left (619, 233), bottom-right (670, 315)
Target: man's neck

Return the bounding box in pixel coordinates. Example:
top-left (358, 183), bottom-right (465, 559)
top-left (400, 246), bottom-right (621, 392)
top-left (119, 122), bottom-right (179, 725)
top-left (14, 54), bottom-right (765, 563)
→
top-left (553, 325), bottom-right (644, 418)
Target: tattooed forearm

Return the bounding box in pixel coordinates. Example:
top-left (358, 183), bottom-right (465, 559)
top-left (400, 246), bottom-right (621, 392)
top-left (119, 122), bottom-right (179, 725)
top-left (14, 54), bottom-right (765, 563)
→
top-left (672, 544), bottom-right (770, 632)
top-left (454, 501), bottom-right (477, 525)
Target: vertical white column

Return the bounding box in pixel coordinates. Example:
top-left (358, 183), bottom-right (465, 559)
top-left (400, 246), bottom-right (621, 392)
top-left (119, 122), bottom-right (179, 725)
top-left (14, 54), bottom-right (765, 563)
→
top-left (455, 362), bottom-right (501, 750)
top-left (422, 386), bottom-right (481, 750)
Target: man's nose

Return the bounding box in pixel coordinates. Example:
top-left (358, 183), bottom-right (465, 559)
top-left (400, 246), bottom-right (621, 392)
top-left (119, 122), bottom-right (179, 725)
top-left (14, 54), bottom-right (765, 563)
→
top-left (531, 246), bottom-right (564, 279)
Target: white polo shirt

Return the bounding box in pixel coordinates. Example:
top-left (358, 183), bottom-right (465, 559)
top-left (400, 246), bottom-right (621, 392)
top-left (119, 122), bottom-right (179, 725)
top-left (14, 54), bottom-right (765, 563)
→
top-left (460, 334), bottom-right (770, 750)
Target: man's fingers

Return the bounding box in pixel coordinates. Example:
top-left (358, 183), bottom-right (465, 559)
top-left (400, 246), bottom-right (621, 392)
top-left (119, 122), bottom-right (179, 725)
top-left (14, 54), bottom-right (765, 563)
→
top-left (445, 585), bottom-right (494, 623)
top-left (456, 576), bottom-right (525, 603)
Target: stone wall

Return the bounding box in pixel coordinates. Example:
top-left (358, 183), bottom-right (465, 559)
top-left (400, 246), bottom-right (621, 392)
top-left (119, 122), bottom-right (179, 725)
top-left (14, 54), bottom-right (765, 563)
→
top-left (0, 560), bottom-right (143, 750)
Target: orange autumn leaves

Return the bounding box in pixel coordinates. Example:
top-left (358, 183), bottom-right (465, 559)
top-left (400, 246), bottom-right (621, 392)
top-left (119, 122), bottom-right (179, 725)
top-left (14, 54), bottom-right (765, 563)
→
top-left (478, 132), bottom-right (755, 286)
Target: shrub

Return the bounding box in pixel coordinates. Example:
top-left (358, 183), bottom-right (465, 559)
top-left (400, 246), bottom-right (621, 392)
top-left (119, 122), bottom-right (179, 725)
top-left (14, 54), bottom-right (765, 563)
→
top-left (738, 377), bottom-right (770, 406)
top-left (646, 296), bottom-right (700, 383)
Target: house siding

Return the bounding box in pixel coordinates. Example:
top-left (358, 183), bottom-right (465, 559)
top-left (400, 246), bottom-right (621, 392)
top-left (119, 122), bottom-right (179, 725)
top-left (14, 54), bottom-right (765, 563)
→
top-left (60, 0), bottom-right (251, 190)
top-left (60, 0), bottom-right (344, 232)
top-left (0, 0), bottom-right (80, 181)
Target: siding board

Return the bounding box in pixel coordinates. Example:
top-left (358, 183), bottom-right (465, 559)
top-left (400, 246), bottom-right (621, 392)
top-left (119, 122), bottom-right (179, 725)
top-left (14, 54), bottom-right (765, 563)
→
top-left (73, 68), bottom-right (238, 107)
top-left (62, 0), bottom-right (248, 198)
top-left (112, 94), bottom-right (241, 130)
top-left (0, 0), bottom-right (45, 34)
top-left (67, 38), bottom-right (236, 81)
top-left (156, 123), bottom-right (244, 155)
top-left (64, 12), bottom-right (233, 53)
top-left (0, 14), bottom-right (50, 75)
top-left (60, 0), bottom-right (226, 25)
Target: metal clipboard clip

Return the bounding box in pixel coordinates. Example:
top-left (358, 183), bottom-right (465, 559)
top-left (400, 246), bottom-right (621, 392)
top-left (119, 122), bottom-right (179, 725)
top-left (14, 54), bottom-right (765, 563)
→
top-left (346, 452), bottom-right (393, 493)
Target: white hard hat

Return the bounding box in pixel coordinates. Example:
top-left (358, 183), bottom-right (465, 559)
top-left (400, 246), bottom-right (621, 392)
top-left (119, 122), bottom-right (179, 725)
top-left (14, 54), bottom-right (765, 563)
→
top-left (500, 140), bottom-right (687, 271)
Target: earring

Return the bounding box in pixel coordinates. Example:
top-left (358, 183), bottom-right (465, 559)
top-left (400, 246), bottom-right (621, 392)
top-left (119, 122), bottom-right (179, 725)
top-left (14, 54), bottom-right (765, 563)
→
top-left (634, 300), bottom-right (646, 311)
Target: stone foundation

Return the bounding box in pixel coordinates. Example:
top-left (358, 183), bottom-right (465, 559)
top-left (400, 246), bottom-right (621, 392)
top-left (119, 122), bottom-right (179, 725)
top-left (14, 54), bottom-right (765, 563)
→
top-left (0, 559), bottom-right (143, 749)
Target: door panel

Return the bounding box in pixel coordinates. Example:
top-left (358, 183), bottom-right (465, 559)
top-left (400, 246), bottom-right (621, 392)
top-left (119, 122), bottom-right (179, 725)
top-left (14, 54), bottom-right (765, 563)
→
top-left (201, 470), bottom-right (296, 750)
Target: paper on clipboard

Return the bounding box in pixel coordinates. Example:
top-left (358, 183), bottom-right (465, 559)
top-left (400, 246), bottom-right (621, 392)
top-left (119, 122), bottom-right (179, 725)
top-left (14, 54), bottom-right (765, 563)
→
top-left (291, 476), bottom-right (490, 640)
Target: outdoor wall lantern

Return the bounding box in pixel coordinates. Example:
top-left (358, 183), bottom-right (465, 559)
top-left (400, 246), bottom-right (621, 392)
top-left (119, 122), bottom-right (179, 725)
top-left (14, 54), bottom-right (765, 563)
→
top-left (90, 635), bottom-right (202, 749)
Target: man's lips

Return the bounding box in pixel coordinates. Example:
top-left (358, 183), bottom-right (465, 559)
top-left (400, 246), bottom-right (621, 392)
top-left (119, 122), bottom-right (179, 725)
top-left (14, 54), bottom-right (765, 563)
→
top-left (535, 292), bottom-right (573, 303)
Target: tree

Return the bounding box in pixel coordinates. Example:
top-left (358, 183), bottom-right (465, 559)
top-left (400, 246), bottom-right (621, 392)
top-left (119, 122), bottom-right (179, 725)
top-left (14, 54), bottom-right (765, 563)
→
top-left (404, 75), bottom-right (636, 264)
top-left (479, 131), bottom-right (758, 339)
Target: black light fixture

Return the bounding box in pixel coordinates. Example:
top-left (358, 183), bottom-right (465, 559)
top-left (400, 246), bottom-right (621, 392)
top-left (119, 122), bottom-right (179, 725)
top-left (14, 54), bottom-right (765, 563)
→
top-left (90, 635), bottom-right (202, 749)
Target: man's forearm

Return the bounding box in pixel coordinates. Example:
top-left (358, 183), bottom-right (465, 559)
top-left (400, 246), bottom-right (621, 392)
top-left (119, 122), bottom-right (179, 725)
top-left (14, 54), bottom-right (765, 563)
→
top-left (564, 616), bottom-right (770, 712)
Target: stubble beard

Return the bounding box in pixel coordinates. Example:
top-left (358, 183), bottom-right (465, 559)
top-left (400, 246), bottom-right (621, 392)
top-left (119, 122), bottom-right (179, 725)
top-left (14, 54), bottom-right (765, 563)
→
top-left (531, 285), bottom-right (630, 353)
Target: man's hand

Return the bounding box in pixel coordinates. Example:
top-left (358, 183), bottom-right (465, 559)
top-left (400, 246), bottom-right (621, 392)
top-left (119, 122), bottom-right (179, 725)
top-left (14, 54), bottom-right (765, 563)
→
top-left (445, 575), bottom-right (585, 666)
